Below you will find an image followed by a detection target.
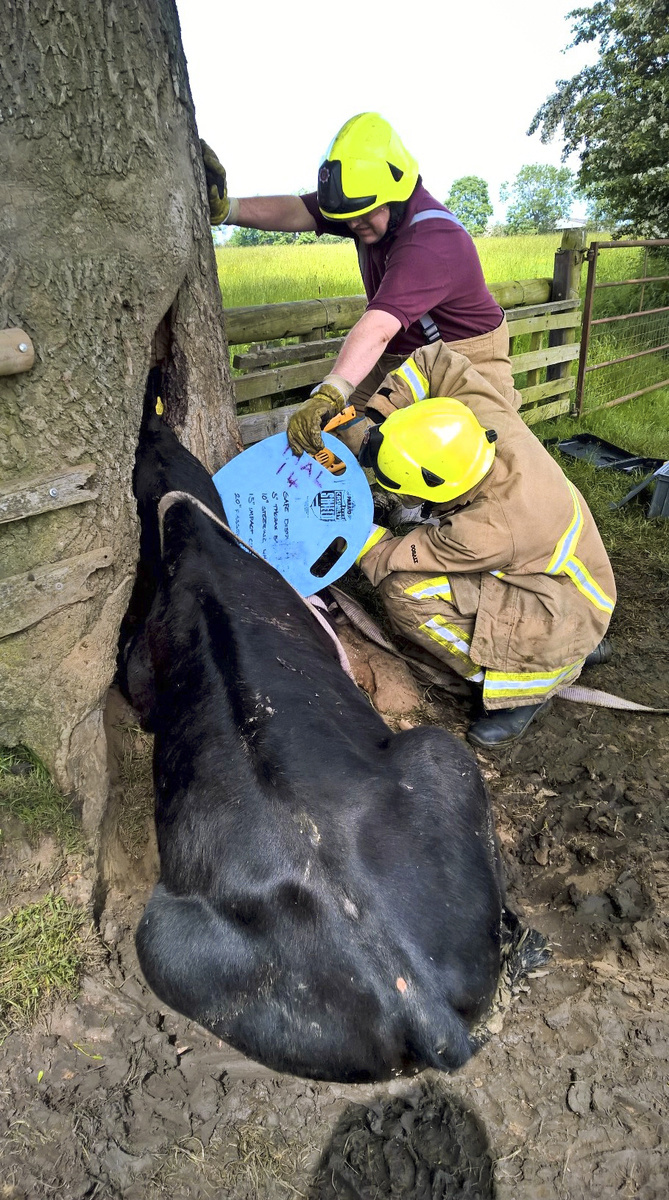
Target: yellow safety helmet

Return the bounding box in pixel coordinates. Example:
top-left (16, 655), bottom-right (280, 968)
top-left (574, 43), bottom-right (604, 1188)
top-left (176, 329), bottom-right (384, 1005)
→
top-left (317, 113), bottom-right (419, 221)
top-left (359, 398), bottom-right (497, 503)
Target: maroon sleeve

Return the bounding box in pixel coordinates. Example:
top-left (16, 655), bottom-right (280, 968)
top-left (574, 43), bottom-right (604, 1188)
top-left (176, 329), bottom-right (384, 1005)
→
top-left (366, 224), bottom-right (476, 329)
top-left (300, 192), bottom-right (355, 240)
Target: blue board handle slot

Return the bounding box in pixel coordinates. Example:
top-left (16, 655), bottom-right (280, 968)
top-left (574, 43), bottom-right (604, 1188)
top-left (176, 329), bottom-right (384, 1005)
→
top-left (309, 535), bottom-right (348, 579)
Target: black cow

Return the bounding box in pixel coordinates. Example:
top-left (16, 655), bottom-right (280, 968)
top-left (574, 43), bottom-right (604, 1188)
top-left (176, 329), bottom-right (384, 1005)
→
top-left (117, 397), bottom-right (509, 1084)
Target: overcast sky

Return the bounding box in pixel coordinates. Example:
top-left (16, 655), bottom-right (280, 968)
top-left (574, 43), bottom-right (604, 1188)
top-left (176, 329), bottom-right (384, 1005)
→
top-left (176, 0), bottom-right (597, 223)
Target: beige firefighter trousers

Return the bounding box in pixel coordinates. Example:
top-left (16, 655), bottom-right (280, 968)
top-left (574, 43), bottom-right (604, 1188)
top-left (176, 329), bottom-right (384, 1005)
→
top-left (350, 317), bottom-right (521, 414)
top-left (378, 569), bottom-right (585, 712)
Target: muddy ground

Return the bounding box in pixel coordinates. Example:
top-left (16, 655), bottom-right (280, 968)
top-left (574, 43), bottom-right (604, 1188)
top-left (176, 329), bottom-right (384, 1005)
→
top-left (0, 549), bottom-right (667, 1200)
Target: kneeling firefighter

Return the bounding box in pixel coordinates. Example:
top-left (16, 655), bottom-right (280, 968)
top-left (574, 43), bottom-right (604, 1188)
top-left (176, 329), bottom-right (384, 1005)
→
top-left (349, 345), bottom-right (616, 747)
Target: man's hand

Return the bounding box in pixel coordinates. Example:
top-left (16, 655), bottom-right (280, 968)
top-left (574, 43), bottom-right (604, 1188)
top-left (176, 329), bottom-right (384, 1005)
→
top-left (201, 140), bottom-right (230, 225)
top-left (287, 374), bottom-right (354, 457)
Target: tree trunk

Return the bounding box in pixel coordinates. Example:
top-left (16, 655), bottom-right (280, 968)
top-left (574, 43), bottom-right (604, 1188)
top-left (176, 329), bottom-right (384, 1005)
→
top-left (0, 0), bottom-right (240, 837)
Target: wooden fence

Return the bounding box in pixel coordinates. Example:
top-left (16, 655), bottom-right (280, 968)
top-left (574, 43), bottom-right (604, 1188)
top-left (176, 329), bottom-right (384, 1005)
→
top-left (225, 230), bottom-right (587, 446)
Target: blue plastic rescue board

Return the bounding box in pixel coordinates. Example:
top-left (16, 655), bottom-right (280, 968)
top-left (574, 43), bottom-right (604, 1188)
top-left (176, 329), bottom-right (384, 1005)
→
top-left (212, 433), bottom-right (374, 596)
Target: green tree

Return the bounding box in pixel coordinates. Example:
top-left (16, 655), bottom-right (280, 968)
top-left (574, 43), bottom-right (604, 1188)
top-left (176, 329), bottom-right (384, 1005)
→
top-left (226, 227), bottom-right (298, 247)
top-left (295, 231), bottom-right (343, 244)
top-left (585, 195), bottom-right (615, 232)
top-left (226, 228), bottom-right (345, 248)
top-left (529, 0), bottom-right (668, 237)
top-left (445, 176), bottom-right (493, 235)
top-left (500, 164), bottom-right (576, 233)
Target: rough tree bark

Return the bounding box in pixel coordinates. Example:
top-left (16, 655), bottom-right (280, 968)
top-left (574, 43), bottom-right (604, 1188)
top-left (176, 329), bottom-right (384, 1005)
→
top-left (0, 0), bottom-right (240, 838)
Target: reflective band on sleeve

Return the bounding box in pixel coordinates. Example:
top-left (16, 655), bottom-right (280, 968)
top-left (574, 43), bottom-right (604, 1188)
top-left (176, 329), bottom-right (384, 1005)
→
top-left (483, 660), bottom-right (582, 702)
top-left (391, 358), bottom-right (430, 403)
top-left (545, 481), bottom-right (614, 614)
top-left (419, 616), bottom-right (485, 682)
top-left (355, 524), bottom-right (389, 564)
top-left (410, 209), bottom-right (467, 231)
top-left (404, 575), bottom-right (453, 603)
top-left (546, 481), bottom-right (583, 574)
top-left (564, 558), bottom-right (615, 613)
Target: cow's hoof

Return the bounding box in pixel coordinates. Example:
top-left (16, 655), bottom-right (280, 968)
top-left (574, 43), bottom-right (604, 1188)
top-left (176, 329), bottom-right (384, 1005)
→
top-left (467, 701), bottom-right (548, 748)
top-left (584, 637), bottom-right (612, 667)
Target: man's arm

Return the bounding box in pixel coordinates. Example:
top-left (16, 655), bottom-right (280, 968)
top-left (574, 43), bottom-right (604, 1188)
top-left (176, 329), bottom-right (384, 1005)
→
top-left (329, 308), bottom-right (402, 389)
top-left (284, 308), bottom-right (402, 456)
top-left (232, 196), bottom-right (317, 233)
top-left (358, 499), bottom-right (513, 588)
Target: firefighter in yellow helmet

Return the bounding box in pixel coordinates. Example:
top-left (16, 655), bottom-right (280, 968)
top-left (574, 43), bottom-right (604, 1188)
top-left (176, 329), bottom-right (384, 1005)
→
top-left (359, 398), bottom-right (498, 503)
top-left (202, 114), bottom-right (520, 457)
top-left (351, 346), bottom-right (615, 747)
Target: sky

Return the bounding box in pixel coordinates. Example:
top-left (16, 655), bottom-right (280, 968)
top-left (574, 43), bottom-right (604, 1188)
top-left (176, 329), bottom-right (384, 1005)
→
top-left (176, 0), bottom-right (598, 225)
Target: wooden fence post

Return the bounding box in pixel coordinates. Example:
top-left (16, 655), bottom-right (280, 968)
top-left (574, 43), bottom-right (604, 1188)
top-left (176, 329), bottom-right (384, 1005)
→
top-left (547, 228), bottom-right (587, 385)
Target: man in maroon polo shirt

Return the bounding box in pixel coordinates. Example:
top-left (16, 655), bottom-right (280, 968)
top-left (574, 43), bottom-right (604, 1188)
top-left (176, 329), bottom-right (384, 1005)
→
top-left (203, 113), bottom-right (519, 457)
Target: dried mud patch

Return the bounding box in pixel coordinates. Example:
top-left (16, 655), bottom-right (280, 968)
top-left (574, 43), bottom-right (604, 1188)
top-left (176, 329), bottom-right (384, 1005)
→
top-left (1, 556), bottom-right (667, 1199)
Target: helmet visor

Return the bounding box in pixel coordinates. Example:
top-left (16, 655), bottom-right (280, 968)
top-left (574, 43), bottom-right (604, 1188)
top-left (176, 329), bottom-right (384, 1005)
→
top-left (359, 425), bottom-right (401, 491)
top-left (317, 160), bottom-right (377, 218)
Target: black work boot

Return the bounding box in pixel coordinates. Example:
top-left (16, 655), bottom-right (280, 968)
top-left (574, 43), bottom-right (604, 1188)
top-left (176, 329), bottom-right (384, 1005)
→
top-left (467, 702), bottom-right (547, 748)
top-left (584, 637), bottom-right (612, 668)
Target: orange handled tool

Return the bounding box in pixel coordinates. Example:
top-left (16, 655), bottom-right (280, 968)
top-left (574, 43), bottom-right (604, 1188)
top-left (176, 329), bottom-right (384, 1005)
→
top-left (315, 405), bottom-right (357, 475)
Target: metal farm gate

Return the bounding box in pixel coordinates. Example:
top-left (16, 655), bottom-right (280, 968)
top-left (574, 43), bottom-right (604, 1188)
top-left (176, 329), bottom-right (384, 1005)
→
top-left (576, 238), bottom-right (669, 415)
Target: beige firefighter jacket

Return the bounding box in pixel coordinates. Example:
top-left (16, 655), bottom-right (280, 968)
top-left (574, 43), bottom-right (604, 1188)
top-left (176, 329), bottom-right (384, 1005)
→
top-left (359, 345), bottom-right (616, 674)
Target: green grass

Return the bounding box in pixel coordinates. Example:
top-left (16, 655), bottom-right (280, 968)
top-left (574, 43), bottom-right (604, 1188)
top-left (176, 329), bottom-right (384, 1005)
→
top-left (475, 233), bottom-right (563, 287)
top-left (0, 747), bottom-right (83, 852)
top-left (0, 894), bottom-right (96, 1031)
top-left (217, 241), bottom-right (361, 307)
